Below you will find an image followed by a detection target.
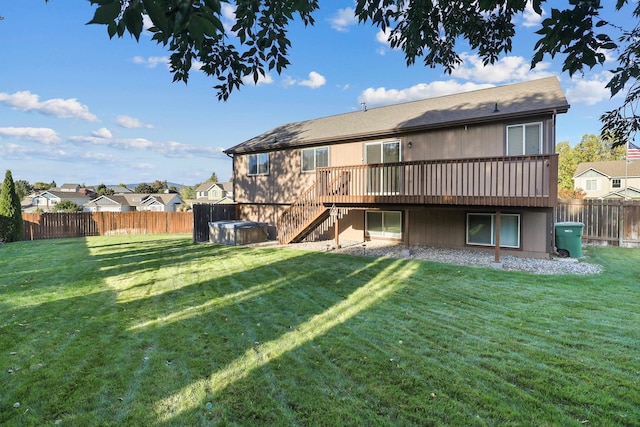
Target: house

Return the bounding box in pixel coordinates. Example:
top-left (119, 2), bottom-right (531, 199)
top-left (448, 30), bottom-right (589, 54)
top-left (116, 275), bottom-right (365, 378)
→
top-left (573, 160), bottom-right (640, 199)
top-left (59, 183), bottom-right (82, 192)
top-left (195, 182), bottom-right (234, 203)
top-left (224, 77), bottom-right (569, 259)
top-left (22, 190), bottom-right (91, 212)
top-left (83, 193), bottom-right (185, 212)
top-left (107, 185), bottom-right (134, 194)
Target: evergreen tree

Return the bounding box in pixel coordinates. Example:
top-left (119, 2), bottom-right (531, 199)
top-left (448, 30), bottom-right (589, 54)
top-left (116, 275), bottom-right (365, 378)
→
top-left (0, 170), bottom-right (24, 243)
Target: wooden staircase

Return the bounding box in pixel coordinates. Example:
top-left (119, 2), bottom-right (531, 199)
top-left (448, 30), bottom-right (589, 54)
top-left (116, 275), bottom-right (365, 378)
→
top-left (277, 172), bottom-right (350, 244)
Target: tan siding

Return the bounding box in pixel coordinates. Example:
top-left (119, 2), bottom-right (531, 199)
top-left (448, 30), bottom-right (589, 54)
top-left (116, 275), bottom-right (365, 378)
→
top-left (334, 207), bottom-right (550, 258)
top-left (234, 115), bottom-right (555, 205)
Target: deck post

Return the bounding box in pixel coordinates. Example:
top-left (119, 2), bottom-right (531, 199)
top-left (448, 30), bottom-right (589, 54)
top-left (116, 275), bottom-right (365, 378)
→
top-left (334, 216), bottom-right (340, 248)
top-left (493, 210), bottom-right (502, 268)
top-left (402, 209), bottom-right (412, 256)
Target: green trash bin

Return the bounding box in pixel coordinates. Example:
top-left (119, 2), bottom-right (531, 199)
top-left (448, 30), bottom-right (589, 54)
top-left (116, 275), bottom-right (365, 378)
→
top-left (555, 222), bottom-right (584, 258)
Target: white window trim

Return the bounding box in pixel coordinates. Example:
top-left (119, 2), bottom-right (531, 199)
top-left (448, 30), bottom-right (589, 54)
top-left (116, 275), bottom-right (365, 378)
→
top-left (585, 179), bottom-right (599, 191)
top-left (364, 140), bottom-right (402, 196)
top-left (466, 213), bottom-right (521, 248)
top-left (365, 210), bottom-right (403, 239)
top-left (364, 140), bottom-right (402, 164)
top-left (301, 146), bottom-right (329, 173)
top-left (506, 122), bottom-right (543, 156)
top-left (248, 153), bottom-right (270, 176)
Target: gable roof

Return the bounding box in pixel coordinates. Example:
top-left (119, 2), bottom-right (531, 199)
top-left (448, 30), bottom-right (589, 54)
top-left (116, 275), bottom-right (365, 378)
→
top-left (196, 182), bottom-right (216, 192)
top-left (86, 193), bottom-right (184, 207)
top-left (196, 181), bottom-right (233, 192)
top-left (574, 160), bottom-right (640, 178)
top-left (598, 187), bottom-right (640, 199)
top-left (225, 77), bottom-right (569, 155)
top-left (36, 190), bottom-right (91, 202)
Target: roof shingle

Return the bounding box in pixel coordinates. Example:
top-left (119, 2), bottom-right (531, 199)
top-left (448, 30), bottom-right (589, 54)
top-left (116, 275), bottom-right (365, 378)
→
top-left (225, 77), bottom-right (569, 154)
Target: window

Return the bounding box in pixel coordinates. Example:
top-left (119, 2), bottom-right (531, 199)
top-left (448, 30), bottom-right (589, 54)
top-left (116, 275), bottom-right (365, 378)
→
top-left (585, 179), bottom-right (599, 191)
top-left (365, 141), bottom-right (401, 194)
top-left (366, 211), bottom-right (402, 239)
top-left (466, 213), bottom-right (520, 248)
top-left (301, 147), bottom-right (329, 172)
top-left (248, 153), bottom-right (269, 175)
top-left (612, 179), bottom-right (621, 188)
top-left (506, 123), bottom-right (542, 156)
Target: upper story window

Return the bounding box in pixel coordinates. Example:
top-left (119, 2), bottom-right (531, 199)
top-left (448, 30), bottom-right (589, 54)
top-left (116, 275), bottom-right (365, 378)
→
top-left (612, 179), bottom-right (621, 188)
top-left (301, 147), bottom-right (329, 172)
top-left (506, 123), bottom-right (542, 156)
top-left (585, 179), bottom-right (599, 191)
top-left (248, 153), bottom-right (269, 176)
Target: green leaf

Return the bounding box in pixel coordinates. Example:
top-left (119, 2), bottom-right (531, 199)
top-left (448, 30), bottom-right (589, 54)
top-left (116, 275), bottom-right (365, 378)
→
top-left (87, 2), bottom-right (121, 25)
top-left (142, 0), bottom-right (168, 32)
top-left (123, 7), bottom-right (144, 40)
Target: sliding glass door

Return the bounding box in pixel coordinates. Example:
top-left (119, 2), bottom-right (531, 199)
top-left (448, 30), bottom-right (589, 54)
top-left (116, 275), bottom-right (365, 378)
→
top-left (365, 141), bottom-right (400, 194)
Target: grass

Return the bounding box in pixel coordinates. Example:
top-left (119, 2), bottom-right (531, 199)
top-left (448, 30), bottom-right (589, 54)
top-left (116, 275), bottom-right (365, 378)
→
top-left (1, 234), bottom-right (639, 426)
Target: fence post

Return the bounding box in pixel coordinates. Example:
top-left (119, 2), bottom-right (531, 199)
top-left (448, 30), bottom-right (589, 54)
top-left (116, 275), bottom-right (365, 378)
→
top-left (618, 201), bottom-right (624, 247)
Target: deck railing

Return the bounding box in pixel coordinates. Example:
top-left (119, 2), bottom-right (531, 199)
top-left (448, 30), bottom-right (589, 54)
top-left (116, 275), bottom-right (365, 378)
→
top-left (277, 172), bottom-right (351, 244)
top-left (316, 154), bottom-right (558, 208)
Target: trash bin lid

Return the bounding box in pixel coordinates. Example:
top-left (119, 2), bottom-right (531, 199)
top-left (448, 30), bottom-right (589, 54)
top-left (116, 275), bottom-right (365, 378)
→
top-left (555, 221), bottom-right (584, 227)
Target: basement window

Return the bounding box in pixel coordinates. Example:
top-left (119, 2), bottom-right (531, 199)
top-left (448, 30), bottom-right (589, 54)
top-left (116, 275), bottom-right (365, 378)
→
top-left (466, 213), bottom-right (520, 248)
top-left (366, 211), bottom-right (402, 239)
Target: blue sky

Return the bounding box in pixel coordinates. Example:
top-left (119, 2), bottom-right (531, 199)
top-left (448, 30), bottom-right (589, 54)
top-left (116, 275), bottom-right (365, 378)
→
top-left (0, 1), bottom-right (632, 187)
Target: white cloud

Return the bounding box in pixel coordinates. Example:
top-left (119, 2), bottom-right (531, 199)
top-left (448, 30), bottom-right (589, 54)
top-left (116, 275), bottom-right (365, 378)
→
top-left (522, 1), bottom-right (545, 28)
top-left (0, 127), bottom-right (61, 144)
top-left (221, 3), bottom-right (236, 32)
top-left (69, 133), bottom-right (226, 159)
top-left (115, 115), bottom-right (153, 129)
top-left (329, 7), bottom-right (357, 32)
top-left (451, 53), bottom-right (553, 84)
top-left (359, 80), bottom-right (494, 108)
top-left (376, 28), bottom-right (391, 45)
top-left (242, 72), bottom-right (274, 86)
top-left (132, 56), bottom-right (170, 69)
top-left (299, 72), bottom-right (327, 89)
top-left (92, 128), bottom-right (113, 139)
top-left (283, 71), bottom-right (326, 89)
top-left (0, 91), bottom-right (98, 122)
top-left (566, 73), bottom-right (614, 106)
top-left (1, 143), bottom-right (68, 160)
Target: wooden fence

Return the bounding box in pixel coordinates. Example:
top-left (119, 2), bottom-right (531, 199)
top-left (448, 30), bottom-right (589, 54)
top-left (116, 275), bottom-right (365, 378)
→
top-left (556, 199), bottom-right (640, 247)
top-left (22, 212), bottom-right (193, 240)
top-left (192, 204), bottom-right (238, 242)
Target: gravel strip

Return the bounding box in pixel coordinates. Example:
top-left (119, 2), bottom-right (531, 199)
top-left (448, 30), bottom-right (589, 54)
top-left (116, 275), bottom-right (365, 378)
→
top-left (286, 240), bottom-right (602, 275)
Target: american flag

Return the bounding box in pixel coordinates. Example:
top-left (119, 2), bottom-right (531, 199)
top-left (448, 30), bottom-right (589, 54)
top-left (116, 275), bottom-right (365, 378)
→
top-left (628, 141), bottom-right (640, 160)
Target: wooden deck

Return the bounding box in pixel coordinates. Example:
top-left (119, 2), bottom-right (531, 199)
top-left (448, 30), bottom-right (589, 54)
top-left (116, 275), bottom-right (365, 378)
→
top-left (316, 154), bottom-right (558, 208)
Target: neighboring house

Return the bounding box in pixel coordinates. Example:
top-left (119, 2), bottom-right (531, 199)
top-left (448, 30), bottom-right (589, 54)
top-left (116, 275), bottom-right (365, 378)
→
top-left (59, 183), bottom-right (82, 192)
top-left (195, 181), bottom-right (234, 203)
top-left (224, 77), bottom-right (569, 259)
top-left (573, 160), bottom-right (640, 199)
top-left (84, 193), bottom-right (185, 212)
top-left (107, 185), bottom-right (134, 194)
top-left (22, 191), bottom-right (91, 212)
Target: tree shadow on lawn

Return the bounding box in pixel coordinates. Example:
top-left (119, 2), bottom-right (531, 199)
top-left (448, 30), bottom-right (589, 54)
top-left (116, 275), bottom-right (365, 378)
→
top-left (1, 235), bottom-right (421, 425)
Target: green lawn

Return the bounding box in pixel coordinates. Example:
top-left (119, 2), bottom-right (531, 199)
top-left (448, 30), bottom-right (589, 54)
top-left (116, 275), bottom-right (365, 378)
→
top-left (1, 235), bottom-right (639, 426)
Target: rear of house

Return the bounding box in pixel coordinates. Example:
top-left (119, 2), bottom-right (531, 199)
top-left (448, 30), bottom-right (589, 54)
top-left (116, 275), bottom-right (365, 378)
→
top-left (225, 77), bottom-right (569, 258)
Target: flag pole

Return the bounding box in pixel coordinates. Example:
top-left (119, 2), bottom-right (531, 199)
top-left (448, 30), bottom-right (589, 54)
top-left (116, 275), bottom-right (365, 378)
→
top-left (624, 139), bottom-right (629, 199)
